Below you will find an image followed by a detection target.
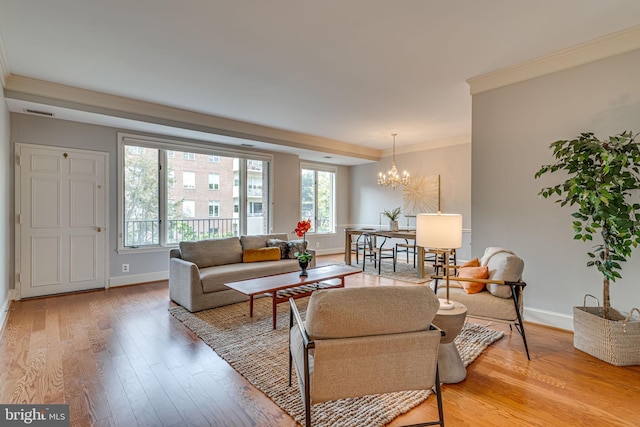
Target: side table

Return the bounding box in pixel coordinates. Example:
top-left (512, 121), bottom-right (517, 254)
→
top-left (432, 301), bottom-right (468, 383)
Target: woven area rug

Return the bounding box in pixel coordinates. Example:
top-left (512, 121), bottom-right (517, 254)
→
top-left (357, 259), bottom-right (435, 284)
top-left (169, 297), bottom-right (502, 427)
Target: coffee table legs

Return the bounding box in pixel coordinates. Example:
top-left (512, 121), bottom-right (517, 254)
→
top-left (249, 295), bottom-right (254, 317)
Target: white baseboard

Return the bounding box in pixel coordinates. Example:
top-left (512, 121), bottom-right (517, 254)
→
top-left (524, 306), bottom-right (574, 331)
top-left (315, 247), bottom-right (344, 256)
top-left (0, 289), bottom-right (14, 336)
top-left (109, 270), bottom-right (169, 288)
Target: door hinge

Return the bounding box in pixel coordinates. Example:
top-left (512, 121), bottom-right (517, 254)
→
top-left (16, 154), bottom-right (21, 166)
top-left (16, 214), bottom-right (21, 224)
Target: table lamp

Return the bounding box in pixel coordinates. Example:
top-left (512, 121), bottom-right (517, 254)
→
top-left (416, 212), bottom-right (462, 310)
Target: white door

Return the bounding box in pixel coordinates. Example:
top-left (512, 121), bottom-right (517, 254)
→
top-left (17, 144), bottom-right (108, 298)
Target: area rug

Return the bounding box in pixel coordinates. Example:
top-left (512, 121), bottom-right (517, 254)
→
top-left (357, 259), bottom-right (435, 284)
top-left (169, 297), bottom-right (502, 427)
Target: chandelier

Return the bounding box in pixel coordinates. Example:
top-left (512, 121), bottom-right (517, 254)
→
top-left (378, 133), bottom-right (409, 190)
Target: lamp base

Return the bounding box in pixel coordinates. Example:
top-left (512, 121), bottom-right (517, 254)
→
top-left (438, 298), bottom-right (455, 310)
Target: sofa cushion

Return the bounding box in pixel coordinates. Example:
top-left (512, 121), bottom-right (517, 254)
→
top-left (436, 286), bottom-right (518, 321)
top-left (305, 286), bottom-right (439, 339)
top-left (461, 257), bottom-right (480, 267)
top-left (457, 266), bottom-right (488, 294)
top-left (267, 238), bottom-right (289, 259)
top-left (287, 239), bottom-right (307, 259)
top-left (243, 247), bottom-right (281, 263)
top-left (180, 237), bottom-right (243, 268)
top-left (199, 259), bottom-right (300, 293)
top-left (480, 248), bottom-right (524, 298)
top-left (241, 233), bottom-right (289, 251)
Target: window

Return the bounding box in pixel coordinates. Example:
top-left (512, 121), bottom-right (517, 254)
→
top-left (118, 134), bottom-right (272, 249)
top-left (208, 155), bottom-right (220, 163)
top-left (208, 173), bottom-right (220, 190)
top-left (301, 165), bottom-right (336, 234)
top-left (123, 146), bottom-right (159, 246)
top-left (183, 200), bottom-right (195, 217)
top-left (183, 171), bottom-right (195, 189)
top-left (249, 201), bottom-right (262, 216)
top-left (128, 146), bottom-right (145, 155)
top-left (208, 201), bottom-right (220, 217)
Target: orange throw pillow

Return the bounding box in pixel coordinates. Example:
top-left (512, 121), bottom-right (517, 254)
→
top-left (243, 247), bottom-right (281, 263)
top-left (461, 257), bottom-right (480, 268)
top-left (457, 266), bottom-right (489, 294)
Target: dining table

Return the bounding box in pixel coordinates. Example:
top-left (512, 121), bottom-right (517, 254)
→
top-left (344, 227), bottom-right (432, 278)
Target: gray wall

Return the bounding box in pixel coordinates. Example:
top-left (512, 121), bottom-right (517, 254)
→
top-left (8, 114), bottom-right (348, 286)
top-left (472, 48), bottom-right (640, 328)
top-left (0, 90), bottom-right (9, 321)
top-left (350, 142), bottom-right (472, 260)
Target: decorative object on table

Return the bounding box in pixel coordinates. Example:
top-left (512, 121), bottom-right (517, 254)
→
top-left (168, 294), bottom-right (502, 427)
top-left (535, 131), bottom-right (640, 365)
top-left (402, 175), bottom-right (441, 215)
top-left (378, 133), bottom-right (409, 190)
top-left (382, 207), bottom-right (402, 231)
top-left (416, 212), bottom-right (462, 310)
top-left (293, 219), bottom-right (313, 276)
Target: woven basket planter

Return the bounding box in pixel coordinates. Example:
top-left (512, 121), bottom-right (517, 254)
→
top-left (573, 295), bottom-right (640, 366)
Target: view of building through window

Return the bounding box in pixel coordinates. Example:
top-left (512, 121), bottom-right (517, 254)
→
top-left (122, 143), bottom-right (269, 247)
top-left (301, 166), bottom-right (335, 233)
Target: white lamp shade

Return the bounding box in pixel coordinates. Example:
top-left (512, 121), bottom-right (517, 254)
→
top-left (416, 213), bottom-right (462, 249)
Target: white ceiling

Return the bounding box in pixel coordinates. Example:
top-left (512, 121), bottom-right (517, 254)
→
top-left (1, 0), bottom-right (640, 164)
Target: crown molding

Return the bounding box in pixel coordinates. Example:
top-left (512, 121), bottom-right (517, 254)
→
top-left (467, 25), bottom-right (640, 95)
top-left (4, 75), bottom-right (381, 161)
top-left (385, 133), bottom-right (471, 157)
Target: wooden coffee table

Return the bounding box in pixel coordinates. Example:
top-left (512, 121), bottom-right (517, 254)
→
top-left (225, 264), bottom-right (361, 328)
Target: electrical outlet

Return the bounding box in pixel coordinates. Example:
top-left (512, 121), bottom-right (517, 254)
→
top-left (316, 242), bottom-right (320, 248)
top-left (122, 264), bottom-right (129, 273)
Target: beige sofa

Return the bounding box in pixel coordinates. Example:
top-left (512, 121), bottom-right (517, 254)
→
top-left (169, 233), bottom-right (315, 312)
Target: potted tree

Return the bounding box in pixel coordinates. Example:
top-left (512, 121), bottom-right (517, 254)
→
top-left (535, 131), bottom-right (640, 365)
top-left (383, 207), bottom-right (402, 231)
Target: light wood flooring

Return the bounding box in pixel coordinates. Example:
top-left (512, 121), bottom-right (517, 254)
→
top-left (1, 254), bottom-right (639, 426)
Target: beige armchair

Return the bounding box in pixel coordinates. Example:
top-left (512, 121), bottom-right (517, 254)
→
top-left (433, 247), bottom-right (530, 360)
top-left (288, 286), bottom-right (445, 427)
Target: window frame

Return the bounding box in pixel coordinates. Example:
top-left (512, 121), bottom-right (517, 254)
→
top-left (117, 132), bottom-right (273, 253)
top-left (300, 162), bottom-right (337, 235)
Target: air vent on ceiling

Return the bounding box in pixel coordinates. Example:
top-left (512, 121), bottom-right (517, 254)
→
top-left (24, 108), bottom-right (55, 117)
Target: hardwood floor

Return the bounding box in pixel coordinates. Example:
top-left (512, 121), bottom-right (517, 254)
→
top-left (1, 254), bottom-right (639, 426)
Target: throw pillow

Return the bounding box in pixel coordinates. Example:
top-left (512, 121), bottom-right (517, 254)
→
top-left (461, 257), bottom-right (480, 268)
top-left (457, 266), bottom-right (489, 294)
top-left (287, 239), bottom-right (307, 259)
top-left (267, 238), bottom-right (289, 259)
top-left (243, 247), bottom-right (281, 263)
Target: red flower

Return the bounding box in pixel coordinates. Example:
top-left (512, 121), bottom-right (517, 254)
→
top-left (294, 219), bottom-right (312, 237)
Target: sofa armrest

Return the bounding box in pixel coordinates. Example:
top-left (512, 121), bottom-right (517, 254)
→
top-left (169, 257), bottom-right (203, 312)
top-left (308, 249), bottom-right (317, 268)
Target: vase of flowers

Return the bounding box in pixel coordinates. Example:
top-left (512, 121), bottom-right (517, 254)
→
top-left (294, 219), bottom-right (313, 276)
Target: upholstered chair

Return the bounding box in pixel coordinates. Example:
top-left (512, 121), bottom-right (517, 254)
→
top-left (433, 247), bottom-right (530, 360)
top-left (288, 286), bottom-right (445, 427)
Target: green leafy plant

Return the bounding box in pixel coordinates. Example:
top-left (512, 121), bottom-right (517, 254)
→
top-left (535, 131), bottom-right (640, 319)
top-left (383, 207), bottom-right (402, 221)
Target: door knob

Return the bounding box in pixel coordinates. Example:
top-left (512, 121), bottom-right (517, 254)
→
top-left (97, 227), bottom-right (102, 232)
